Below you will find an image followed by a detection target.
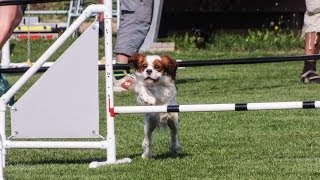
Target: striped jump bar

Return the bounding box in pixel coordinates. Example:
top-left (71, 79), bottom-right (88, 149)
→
top-left (115, 101), bottom-right (320, 114)
top-left (14, 25), bottom-right (52, 33)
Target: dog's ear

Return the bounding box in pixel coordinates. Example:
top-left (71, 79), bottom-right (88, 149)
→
top-left (128, 53), bottom-right (144, 70)
top-left (161, 55), bottom-right (177, 80)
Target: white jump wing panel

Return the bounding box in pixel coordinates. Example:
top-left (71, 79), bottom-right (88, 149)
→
top-left (11, 23), bottom-right (99, 138)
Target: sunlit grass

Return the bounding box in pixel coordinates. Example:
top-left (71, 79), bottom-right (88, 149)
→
top-left (5, 30), bottom-right (320, 179)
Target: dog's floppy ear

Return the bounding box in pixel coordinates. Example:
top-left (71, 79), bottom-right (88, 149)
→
top-left (128, 53), bottom-right (145, 70)
top-left (161, 55), bottom-right (177, 80)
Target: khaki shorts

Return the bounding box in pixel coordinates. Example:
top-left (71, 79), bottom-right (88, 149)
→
top-left (302, 0), bottom-right (320, 35)
top-left (113, 0), bottom-right (153, 56)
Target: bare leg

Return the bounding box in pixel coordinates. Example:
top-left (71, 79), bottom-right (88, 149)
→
top-left (115, 53), bottom-right (129, 64)
top-left (0, 5), bottom-right (23, 48)
top-left (301, 32), bottom-right (320, 83)
top-left (303, 32), bottom-right (320, 72)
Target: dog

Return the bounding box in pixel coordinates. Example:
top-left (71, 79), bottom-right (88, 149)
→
top-left (192, 27), bottom-right (210, 49)
top-left (128, 53), bottom-right (181, 159)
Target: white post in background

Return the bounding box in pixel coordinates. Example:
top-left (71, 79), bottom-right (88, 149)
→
top-left (116, 0), bottom-right (120, 29)
top-left (1, 40), bottom-right (10, 67)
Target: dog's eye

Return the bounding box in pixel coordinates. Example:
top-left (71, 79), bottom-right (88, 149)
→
top-left (155, 65), bottom-right (160, 69)
top-left (143, 64), bottom-right (147, 68)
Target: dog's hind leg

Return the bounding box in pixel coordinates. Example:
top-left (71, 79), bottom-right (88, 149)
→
top-left (167, 113), bottom-right (181, 155)
top-left (141, 114), bottom-right (157, 159)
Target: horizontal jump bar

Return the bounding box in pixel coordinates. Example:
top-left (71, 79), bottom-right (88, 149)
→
top-left (115, 101), bottom-right (320, 114)
top-left (1, 54), bottom-right (320, 74)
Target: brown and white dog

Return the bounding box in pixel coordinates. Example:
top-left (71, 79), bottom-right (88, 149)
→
top-left (128, 53), bottom-right (181, 159)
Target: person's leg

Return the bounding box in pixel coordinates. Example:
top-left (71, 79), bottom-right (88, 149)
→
top-left (0, 5), bottom-right (23, 105)
top-left (301, 32), bottom-right (320, 83)
top-left (112, 0), bottom-right (153, 91)
top-left (99, 0), bottom-right (153, 63)
top-left (113, 54), bottom-right (130, 79)
top-left (114, 0), bottom-right (153, 62)
top-left (0, 5), bottom-right (23, 48)
top-left (303, 32), bottom-right (320, 71)
top-left (301, 0), bottom-right (320, 83)
top-left (115, 53), bottom-right (130, 64)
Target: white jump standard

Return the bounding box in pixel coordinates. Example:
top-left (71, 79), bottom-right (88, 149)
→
top-left (0, 1), bottom-right (130, 179)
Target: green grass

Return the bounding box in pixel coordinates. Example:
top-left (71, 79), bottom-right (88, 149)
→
top-left (5, 31), bottom-right (320, 179)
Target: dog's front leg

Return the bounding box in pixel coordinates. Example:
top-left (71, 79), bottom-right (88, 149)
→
top-left (142, 114), bottom-right (157, 159)
top-left (135, 86), bottom-right (156, 105)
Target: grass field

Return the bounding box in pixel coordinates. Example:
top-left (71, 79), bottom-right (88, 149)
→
top-left (4, 31), bottom-right (320, 179)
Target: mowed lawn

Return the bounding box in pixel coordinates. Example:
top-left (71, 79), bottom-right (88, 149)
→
top-left (4, 37), bottom-right (320, 179)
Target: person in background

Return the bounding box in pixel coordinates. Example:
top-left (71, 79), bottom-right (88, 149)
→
top-left (0, 5), bottom-right (23, 48)
top-left (0, 4), bottom-right (24, 105)
top-left (99, 0), bottom-right (154, 91)
top-left (300, 0), bottom-right (320, 83)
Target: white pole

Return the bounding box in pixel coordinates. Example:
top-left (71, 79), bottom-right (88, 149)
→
top-left (0, 4), bottom-right (104, 105)
top-left (104, 0), bottom-right (117, 164)
top-left (115, 101), bottom-right (320, 114)
top-left (0, 133), bottom-right (3, 180)
top-left (0, 102), bottom-right (6, 170)
top-left (89, 1), bottom-right (131, 168)
top-left (1, 40), bottom-right (10, 67)
top-left (5, 141), bottom-right (107, 149)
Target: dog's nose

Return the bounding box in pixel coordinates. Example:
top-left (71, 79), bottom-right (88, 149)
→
top-left (146, 69), bottom-right (152, 75)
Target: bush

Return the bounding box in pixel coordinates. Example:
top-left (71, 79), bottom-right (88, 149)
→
top-left (168, 30), bottom-right (303, 51)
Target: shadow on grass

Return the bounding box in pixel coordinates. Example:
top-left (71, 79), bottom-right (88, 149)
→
top-left (153, 152), bottom-right (190, 160)
top-left (8, 157), bottom-right (102, 166)
top-left (9, 152), bottom-right (191, 166)
top-left (176, 77), bottom-right (229, 85)
top-left (176, 78), bottom-right (202, 84)
top-left (126, 152), bottom-right (190, 160)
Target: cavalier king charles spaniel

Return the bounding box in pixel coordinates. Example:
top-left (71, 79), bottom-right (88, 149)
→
top-left (128, 53), bottom-right (181, 159)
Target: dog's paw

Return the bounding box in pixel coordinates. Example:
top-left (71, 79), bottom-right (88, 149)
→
top-left (139, 95), bottom-right (156, 105)
top-left (142, 140), bottom-right (152, 159)
top-left (170, 145), bottom-right (182, 155)
top-left (141, 152), bottom-right (152, 159)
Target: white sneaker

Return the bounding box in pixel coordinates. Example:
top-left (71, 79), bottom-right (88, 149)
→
top-left (113, 74), bottom-right (136, 92)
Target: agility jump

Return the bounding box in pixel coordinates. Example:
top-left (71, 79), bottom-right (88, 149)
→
top-left (0, 1), bottom-right (131, 179)
top-left (0, 0), bottom-right (319, 179)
